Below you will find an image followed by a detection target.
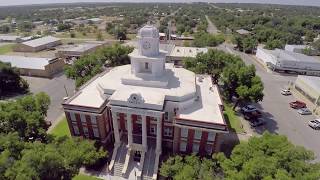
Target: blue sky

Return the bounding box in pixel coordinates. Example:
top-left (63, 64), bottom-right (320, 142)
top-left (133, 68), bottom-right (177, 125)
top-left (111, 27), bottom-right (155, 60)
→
top-left (0, 0), bottom-right (319, 7)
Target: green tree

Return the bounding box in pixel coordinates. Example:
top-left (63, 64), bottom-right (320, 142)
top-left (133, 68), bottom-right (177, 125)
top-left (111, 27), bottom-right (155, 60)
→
top-left (160, 154), bottom-right (221, 180)
top-left (265, 39), bottom-right (284, 50)
top-left (64, 44), bottom-right (133, 87)
top-left (216, 132), bottom-right (320, 180)
top-left (0, 62), bottom-right (29, 97)
top-left (0, 134), bottom-right (107, 180)
top-left (312, 39), bottom-right (320, 51)
top-left (242, 36), bottom-right (257, 53)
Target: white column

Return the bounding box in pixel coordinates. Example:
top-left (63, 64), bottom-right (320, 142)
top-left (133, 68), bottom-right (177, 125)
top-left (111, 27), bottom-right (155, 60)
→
top-left (112, 112), bottom-right (120, 145)
top-left (156, 116), bottom-right (162, 153)
top-left (142, 115), bottom-right (147, 151)
top-left (127, 113), bottom-right (133, 147)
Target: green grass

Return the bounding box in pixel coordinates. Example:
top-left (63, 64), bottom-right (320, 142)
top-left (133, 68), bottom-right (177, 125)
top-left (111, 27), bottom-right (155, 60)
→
top-left (73, 174), bottom-right (102, 180)
top-left (224, 103), bottom-right (245, 133)
top-left (50, 117), bottom-right (71, 137)
top-left (0, 44), bottom-right (15, 54)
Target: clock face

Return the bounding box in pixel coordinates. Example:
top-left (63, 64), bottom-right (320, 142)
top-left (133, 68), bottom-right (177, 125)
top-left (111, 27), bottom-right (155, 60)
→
top-left (142, 41), bottom-right (151, 50)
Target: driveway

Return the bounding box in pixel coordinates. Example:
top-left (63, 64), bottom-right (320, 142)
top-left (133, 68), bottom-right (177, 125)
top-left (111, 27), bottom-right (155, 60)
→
top-left (22, 72), bottom-right (75, 123)
top-left (219, 44), bottom-right (320, 161)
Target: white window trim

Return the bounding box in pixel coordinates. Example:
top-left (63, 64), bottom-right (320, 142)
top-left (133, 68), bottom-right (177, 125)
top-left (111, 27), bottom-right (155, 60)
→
top-left (72, 124), bottom-right (79, 135)
top-left (91, 115), bottom-right (97, 125)
top-left (180, 128), bottom-right (188, 138)
top-left (194, 130), bottom-right (202, 140)
top-left (80, 114), bottom-right (86, 124)
top-left (208, 132), bottom-right (216, 142)
top-left (179, 141), bottom-right (187, 152)
top-left (192, 143), bottom-right (200, 153)
top-left (93, 127), bottom-right (100, 138)
top-left (150, 125), bottom-right (157, 135)
top-left (164, 127), bottom-right (172, 137)
top-left (70, 112), bottom-right (76, 122)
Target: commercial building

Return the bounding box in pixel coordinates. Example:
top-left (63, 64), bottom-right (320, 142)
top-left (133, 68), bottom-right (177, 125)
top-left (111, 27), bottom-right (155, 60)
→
top-left (256, 47), bottom-right (320, 76)
top-left (0, 35), bottom-right (21, 42)
top-left (285, 44), bottom-right (319, 56)
top-left (62, 25), bottom-right (227, 179)
top-left (14, 36), bottom-right (62, 52)
top-left (56, 43), bottom-right (103, 64)
top-left (0, 55), bottom-right (64, 78)
top-left (166, 46), bottom-right (208, 66)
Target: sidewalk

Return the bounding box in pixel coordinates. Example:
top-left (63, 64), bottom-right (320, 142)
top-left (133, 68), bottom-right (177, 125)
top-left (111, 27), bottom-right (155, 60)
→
top-left (47, 113), bottom-right (65, 133)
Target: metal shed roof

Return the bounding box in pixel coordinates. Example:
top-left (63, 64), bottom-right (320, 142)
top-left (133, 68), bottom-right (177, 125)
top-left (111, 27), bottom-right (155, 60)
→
top-left (22, 36), bottom-right (60, 48)
top-left (0, 55), bottom-right (53, 70)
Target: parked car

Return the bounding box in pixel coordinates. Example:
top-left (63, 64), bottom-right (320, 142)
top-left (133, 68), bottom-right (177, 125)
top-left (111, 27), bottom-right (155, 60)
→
top-left (281, 89), bottom-right (292, 96)
top-left (297, 108), bottom-right (312, 115)
top-left (241, 105), bottom-right (257, 113)
top-left (249, 118), bottom-right (265, 127)
top-left (308, 119), bottom-right (320, 130)
top-left (243, 110), bottom-right (262, 120)
top-left (289, 101), bottom-right (306, 109)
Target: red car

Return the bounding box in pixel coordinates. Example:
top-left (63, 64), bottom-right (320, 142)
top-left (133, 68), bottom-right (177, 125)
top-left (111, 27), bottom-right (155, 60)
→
top-left (289, 101), bottom-right (306, 109)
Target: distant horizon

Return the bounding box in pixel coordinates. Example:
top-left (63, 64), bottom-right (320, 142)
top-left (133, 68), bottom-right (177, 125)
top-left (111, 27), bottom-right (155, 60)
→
top-left (0, 0), bottom-right (320, 7)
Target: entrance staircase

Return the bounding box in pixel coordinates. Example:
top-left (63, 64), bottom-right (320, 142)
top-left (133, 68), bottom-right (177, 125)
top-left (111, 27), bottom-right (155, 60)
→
top-left (112, 143), bottom-right (128, 177)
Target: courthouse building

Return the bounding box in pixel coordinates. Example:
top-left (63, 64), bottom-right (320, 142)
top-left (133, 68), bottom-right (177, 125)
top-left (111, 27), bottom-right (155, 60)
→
top-left (62, 25), bottom-right (228, 179)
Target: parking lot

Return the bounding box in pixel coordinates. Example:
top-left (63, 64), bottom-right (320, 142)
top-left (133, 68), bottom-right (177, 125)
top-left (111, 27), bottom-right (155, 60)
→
top-left (23, 72), bottom-right (75, 124)
top-left (221, 44), bottom-right (320, 161)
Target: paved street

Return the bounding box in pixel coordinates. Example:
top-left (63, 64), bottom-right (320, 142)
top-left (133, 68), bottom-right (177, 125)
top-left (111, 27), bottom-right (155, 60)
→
top-left (205, 15), bottom-right (219, 34)
top-left (23, 73), bottom-right (75, 123)
top-left (220, 44), bottom-right (320, 161)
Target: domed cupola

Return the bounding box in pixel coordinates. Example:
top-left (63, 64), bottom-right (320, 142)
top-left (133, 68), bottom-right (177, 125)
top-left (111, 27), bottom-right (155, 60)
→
top-left (138, 25), bottom-right (160, 57)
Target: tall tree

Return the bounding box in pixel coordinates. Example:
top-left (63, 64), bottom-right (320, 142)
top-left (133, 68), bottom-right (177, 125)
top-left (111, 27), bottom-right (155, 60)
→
top-left (216, 132), bottom-right (320, 180)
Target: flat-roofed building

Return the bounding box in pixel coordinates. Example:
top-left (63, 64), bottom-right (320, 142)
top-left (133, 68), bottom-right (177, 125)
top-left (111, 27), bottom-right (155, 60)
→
top-left (62, 25), bottom-right (227, 179)
top-left (56, 43), bottom-right (103, 64)
top-left (295, 75), bottom-right (320, 105)
top-left (256, 47), bottom-right (320, 76)
top-left (14, 36), bottom-right (62, 52)
top-left (285, 44), bottom-right (319, 56)
top-left (0, 55), bottom-right (64, 78)
top-left (166, 46), bottom-right (208, 66)
top-left (0, 35), bottom-right (21, 42)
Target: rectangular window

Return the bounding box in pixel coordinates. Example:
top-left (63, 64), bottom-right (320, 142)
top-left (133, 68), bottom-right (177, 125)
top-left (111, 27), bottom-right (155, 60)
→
top-left (150, 125), bottom-right (157, 135)
top-left (70, 112), bottom-right (77, 122)
top-left (194, 130), bottom-right (202, 140)
top-left (164, 127), bottom-right (172, 137)
top-left (93, 127), bottom-right (100, 138)
top-left (164, 112), bottom-right (169, 121)
top-left (91, 115), bottom-right (97, 125)
top-left (80, 114), bottom-right (86, 124)
top-left (192, 143), bottom-right (200, 153)
top-left (179, 141), bottom-right (187, 152)
top-left (205, 144), bottom-right (213, 154)
top-left (208, 132), bottom-right (216, 142)
top-left (180, 128), bottom-right (188, 138)
top-left (83, 126), bottom-right (89, 137)
top-left (145, 62), bottom-right (149, 70)
top-left (72, 124), bottom-right (79, 135)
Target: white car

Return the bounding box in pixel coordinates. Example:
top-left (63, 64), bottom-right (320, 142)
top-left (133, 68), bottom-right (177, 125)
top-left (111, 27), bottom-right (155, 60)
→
top-left (281, 89), bottom-right (292, 96)
top-left (241, 105), bottom-right (257, 113)
top-left (297, 108), bottom-right (312, 115)
top-left (308, 119), bottom-right (320, 130)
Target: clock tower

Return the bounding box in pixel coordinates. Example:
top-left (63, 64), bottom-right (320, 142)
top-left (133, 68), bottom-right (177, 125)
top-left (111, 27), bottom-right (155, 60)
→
top-left (137, 25), bottom-right (160, 57)
top-left (126, 25), bottom-right (166, 81)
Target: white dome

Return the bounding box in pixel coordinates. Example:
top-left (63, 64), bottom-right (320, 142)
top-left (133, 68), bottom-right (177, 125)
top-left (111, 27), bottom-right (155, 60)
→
top-left (138, 25), bottom-right (159, 38)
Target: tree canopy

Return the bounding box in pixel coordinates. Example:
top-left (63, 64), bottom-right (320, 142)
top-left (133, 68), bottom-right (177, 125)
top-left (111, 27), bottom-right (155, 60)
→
top-left (0, 134), bottom-right (107, 180)
top-left (216, 132), bottom-right (320, 180)
top-left (64, 44), bottom-right (133, 87)
top-left (0, 93), bottom-right (50, 142)
top-left (0, 62), bottom-right (29, 97)
top-left (160, 132), bottom-right (320, 180)
top-left (184, 49), bottom-right (264, 108)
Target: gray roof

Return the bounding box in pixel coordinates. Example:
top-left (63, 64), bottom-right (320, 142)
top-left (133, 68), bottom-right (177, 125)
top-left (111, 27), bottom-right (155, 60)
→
top-left (0, 55), bottom-right (53, 70)
top-left (62, 43), bottom-right (101, 53)
top-left (22, 36), bottom-right (60, 48)
top-left (298, 75), bottom-right (320, 92)
top-left (0, 35), bottom-right (21, 41)
top-left (236, 29), bottom-right (251, 35)
top-left (265, 48), bottom-right (320, 63)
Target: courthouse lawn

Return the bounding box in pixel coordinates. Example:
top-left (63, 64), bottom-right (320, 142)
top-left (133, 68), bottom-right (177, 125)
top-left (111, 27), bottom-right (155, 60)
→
top-left (50, 117), bottom-right (71, 137)
top-left (73, 174), bottom-right (102, 180)
top-left (0, 44), bottom-right (14, 54)
top-left (224, 102), bottom-right (245, 133)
